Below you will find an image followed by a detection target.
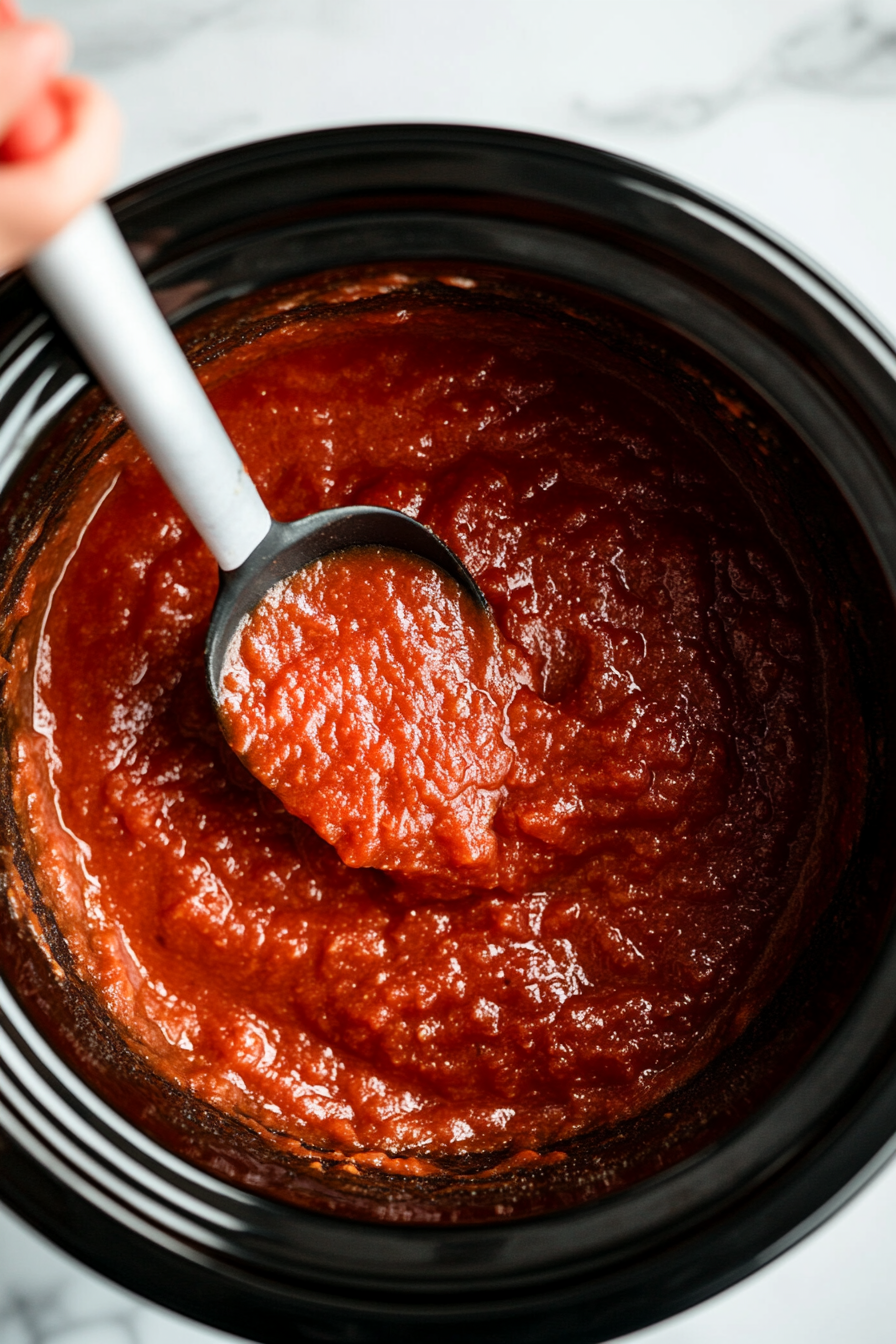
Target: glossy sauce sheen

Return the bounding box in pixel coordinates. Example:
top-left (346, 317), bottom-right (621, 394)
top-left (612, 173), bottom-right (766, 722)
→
top-left (18, 281), bottom-right (843, 1162)
top-left (220, 549), bottom-right (516, 882)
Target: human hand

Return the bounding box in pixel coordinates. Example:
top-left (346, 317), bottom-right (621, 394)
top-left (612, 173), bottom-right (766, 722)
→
top-left (0, 0), bottom-right (120, 273)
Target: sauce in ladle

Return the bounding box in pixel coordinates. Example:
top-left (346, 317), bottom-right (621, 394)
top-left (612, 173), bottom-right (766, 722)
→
top-left (219, 546), bottom-right (515, 881)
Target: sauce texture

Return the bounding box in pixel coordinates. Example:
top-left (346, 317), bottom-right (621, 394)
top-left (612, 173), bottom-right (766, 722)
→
top-left (220, 548), bottom-right (516, 881)
top-left (11, 276), bottom-right (852, 1163)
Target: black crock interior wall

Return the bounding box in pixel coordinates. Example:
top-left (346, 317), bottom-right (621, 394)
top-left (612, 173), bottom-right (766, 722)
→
top-left (0, 128), bottom-right (895, 1343)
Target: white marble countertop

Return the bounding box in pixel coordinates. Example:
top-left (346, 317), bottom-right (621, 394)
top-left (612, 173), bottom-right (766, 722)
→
top-left (4, 0), bottom-right (896, 1340)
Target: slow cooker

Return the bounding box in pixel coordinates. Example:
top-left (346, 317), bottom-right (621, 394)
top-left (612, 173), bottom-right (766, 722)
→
top-left (1, 125), bottom-right (896, 1344)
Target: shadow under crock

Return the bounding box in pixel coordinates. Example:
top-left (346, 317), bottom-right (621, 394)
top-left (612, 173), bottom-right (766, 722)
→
top-left (0, 125), bottom-right (895, 1344)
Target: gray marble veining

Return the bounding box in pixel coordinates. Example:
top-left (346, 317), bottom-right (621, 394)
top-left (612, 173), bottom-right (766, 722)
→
top-left (575, 0), bottom-right (896, 133)
top-left (39, 0), bottom-right (359, 75)
top-left (0, 1282), bottom-right (139, 1343)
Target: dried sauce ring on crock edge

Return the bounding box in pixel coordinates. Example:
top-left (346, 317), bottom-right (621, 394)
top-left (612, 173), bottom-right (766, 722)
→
top-left (1, 126), bottom-right (896, 1344)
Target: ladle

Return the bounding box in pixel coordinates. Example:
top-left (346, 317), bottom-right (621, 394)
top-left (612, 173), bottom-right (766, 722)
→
top-left (26, 204), bottom-right (487, 703)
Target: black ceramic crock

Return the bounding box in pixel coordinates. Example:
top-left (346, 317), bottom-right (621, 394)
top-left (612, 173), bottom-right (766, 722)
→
top-left (2, 125), bottom-right (896, 1344)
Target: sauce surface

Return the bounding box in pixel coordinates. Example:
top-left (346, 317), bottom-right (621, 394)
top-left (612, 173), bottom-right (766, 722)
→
top-left (13, 277), bottom-right (845, 1162)
top-left (220, 548), bottom-right (516, 881)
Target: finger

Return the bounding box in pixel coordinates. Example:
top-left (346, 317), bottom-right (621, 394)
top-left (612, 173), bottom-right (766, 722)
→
top-left (0, 84), bottom-right (67, 161)
top-left (0, 75), bottom-right (121, 272)
top-left (0, 22), bottom-right (69, 137)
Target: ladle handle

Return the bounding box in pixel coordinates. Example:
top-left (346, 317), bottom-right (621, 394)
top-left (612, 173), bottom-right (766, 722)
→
top-left (26, 202), bottom-right (271, 571)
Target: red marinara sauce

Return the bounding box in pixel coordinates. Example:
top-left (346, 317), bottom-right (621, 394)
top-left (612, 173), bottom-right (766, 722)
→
top-left (219, 548), bottom-right (517, 882)
top-left (11, 272), bottom-right (860, 1166)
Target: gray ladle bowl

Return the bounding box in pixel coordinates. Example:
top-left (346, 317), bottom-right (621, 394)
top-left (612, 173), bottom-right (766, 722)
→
top-left (205, 507), bottom-right (487, 701)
